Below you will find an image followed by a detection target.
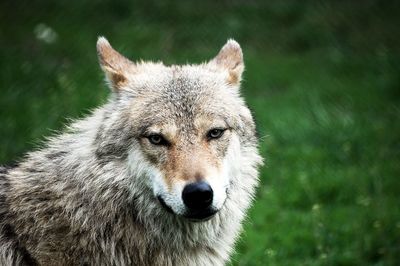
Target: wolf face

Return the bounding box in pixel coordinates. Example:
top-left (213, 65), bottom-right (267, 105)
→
top-left (97, 37), bottom-right (257, 222)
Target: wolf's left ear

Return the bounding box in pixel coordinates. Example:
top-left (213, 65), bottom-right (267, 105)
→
top-left (97, 37), bottom-right (135, 91)
top-left (209, 39), bottom-right (244, 86)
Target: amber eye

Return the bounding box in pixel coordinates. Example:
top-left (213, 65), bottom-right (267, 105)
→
top-left (207, 128), bottom-right (225, 140)
top-left (148, 134), bottom-right (168, 146)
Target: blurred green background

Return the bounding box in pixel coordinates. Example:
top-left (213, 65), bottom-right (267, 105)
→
top-left (1, 0), bottom-right (400, 265)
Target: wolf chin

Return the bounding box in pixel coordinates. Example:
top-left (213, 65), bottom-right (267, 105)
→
top-left (0, 37), bottom-right (262, 265)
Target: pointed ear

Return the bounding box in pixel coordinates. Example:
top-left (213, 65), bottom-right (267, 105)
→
top-left (210, 39), bottom-right (244, 85)
top-left (96, 37), bottom-right (135, 91)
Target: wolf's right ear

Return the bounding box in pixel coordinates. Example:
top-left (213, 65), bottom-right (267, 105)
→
top-left (97, 37), bottom-right (135, 91)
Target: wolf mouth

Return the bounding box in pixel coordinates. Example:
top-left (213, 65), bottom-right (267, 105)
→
top-left (157, 196), bottom-right (174, 214)
top-left (183, 209), bottom-right (217, 222)
top-left (157, 196), bottom-right (217, 222)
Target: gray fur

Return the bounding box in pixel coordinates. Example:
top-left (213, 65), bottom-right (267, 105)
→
top-left (0, 39), bottom-right (262, 265)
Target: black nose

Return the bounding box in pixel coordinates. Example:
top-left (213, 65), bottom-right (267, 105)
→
top-left (182, 182), bottom-right (213, 210)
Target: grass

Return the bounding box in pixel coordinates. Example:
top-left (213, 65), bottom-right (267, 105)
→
top-left (1, 1), bottom-right (399, 265)
top-left (232, 52), bottom-right (400, 265)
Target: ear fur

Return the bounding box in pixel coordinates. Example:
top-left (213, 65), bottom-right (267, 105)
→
top-left (96, 37), bottom-right (134, 91)
top-left (210, 39), bottom-right (244, 85)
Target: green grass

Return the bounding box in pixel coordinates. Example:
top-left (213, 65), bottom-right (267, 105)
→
top-left (1, 1), bottom-right (399, 265)
top-left (232, 52), bottom-right (400, 265)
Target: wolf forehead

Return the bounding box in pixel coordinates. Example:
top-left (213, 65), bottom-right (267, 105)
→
top-left (129, 74), bottom-right (239, 139)
top-left (129, 67), bottom-right (236, 120)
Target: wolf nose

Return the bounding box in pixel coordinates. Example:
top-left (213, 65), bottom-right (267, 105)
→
top-left (182, 182), bottom-right (213, 210)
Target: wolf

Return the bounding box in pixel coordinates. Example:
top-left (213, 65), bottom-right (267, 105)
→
top-left (0, 37), bottom-right (262, 265)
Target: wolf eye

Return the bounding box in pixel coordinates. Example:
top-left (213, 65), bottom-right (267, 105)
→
top-left (207, 128), bottom-right (225, 140)
top-left (148, 134), bottom-right (168, 146)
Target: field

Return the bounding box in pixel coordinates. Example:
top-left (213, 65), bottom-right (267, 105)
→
top-left (1, 1), bottom-right (399, 265)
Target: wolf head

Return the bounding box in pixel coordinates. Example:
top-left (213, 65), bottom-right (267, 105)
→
top-left (96, 37), bottom-right (260, 222)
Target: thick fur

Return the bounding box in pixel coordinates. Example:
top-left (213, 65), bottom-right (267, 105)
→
top-left (0, 38), bottom-right (262, 265)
